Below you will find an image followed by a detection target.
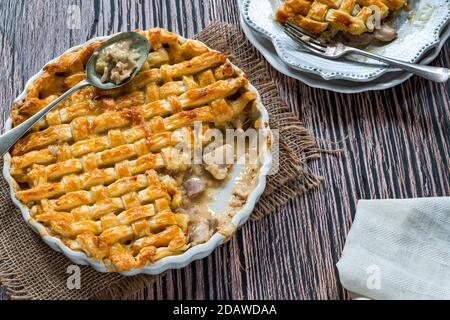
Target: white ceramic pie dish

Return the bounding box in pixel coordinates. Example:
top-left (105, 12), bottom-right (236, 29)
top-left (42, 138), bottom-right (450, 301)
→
top-left (2, 34), bottom-right (273, 276)
top-left (242, 0), bottom-right (450, 82)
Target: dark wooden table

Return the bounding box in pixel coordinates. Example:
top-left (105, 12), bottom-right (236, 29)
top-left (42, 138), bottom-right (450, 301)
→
top-left (0, 0), bottom-right (449, 300)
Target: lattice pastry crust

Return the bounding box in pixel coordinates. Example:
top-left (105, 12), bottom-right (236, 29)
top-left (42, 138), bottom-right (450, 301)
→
top-left (8, 28), bottom-right (259, 272)
top-left (275, 0), bottom-right (406, 36)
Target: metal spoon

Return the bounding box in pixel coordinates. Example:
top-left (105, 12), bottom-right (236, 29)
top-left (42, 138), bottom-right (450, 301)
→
top-left (0, 31), bottom-right (150, 157)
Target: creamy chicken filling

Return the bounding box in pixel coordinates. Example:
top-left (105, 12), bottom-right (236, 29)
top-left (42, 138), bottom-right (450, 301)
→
top-left (177, 143), bottom-right (259, 246)
top-left (318, 11), bottom-right (400, 48)
top-left (95, 39), bottom-right (140, 85)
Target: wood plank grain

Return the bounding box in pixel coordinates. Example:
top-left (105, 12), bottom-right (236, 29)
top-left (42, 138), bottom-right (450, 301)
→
top-left (0, 0), bottom-right (449, 300)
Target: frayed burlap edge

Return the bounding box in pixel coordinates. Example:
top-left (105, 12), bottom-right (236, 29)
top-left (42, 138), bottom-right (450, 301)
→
top-left (0, 259), bottom-right (32, 300)
top-left (0, 256), bottom-right (164, 300)
top-left (0, 21), bottom-right (321, 300)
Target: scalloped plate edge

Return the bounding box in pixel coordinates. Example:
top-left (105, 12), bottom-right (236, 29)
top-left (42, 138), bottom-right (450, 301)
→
top-left (242, 0), bottom-right (450, 82)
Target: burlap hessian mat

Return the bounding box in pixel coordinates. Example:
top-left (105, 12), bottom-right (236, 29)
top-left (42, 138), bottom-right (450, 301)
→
top-left (0, 22), bottom-right (322, 300)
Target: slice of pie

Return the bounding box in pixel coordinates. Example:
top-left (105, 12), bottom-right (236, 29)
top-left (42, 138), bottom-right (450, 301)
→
top-left (8, 28), bottom-right (265, 272)
top-left (275, 0), bottom-right (406, 43)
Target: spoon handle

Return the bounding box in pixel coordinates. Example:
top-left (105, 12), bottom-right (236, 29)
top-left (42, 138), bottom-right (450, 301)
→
top-left (0, 79), bottom-right (89, 157)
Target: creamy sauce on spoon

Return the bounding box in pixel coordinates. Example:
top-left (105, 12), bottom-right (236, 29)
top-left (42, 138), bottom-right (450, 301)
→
top-left (95, 39), bottom-right (141, 85)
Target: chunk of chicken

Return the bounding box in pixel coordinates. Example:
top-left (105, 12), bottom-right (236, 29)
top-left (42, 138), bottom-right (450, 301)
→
top-left (374, 24), bottom-right (397, 42)
top-left (203, 144), bottom-right (233, 180)
top-left (189, 217), bottom-right (213, 245)
top-left (183, 177), bottom-right (206, 198)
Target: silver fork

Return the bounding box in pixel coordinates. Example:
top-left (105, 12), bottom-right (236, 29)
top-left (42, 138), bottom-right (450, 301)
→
top-left (284, 22), bottom-right (450, 83)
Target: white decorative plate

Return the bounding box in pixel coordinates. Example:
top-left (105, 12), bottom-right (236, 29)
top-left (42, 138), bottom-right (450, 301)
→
top-left (242, 0), bottom-right (450, 82)
top-left (239, 11), bottom-right (450, 93)
top-left (3, 34), bottom-right (272, 275)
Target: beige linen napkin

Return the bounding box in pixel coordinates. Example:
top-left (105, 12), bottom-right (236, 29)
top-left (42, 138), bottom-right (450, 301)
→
top-left (337, 197), bottom-right (450, 300)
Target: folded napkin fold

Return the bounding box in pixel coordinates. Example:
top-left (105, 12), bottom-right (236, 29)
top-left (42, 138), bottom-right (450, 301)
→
top-left (337, 197), bottom-right (450, 300)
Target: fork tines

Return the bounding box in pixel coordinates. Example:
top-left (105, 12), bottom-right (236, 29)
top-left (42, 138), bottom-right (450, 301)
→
top-left (284, 22), bottom-right (327, 54)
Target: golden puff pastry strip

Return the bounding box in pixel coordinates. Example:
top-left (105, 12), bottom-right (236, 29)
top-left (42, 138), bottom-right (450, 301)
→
top-left (39, 91), bottom-right (145, 129)
top-left (11, 91), bottom-right (255, 184)
top-left (33, 170), bottom-right (180, 223)
top-left (103, 51), bottom-right (228, 95)
top-left (16, 153), bottom-right (162, 203)
top-left (37, 195), bottom-right (180, 237)
top-left (45, 209), bottom-right (189, 272)
top-left (11, 111), bottom-right (203, 182)
top-left (39, 176), bottom-right (180, 226)
top-left (13, 50), bottom-right (226, 128)
top-left (11, 76), bottom-right (247, 157)
top-left (26, 41), bottom-right (102, 97)
top-left (131, 224), bottom-right (188, 254)
top-left (39, 204), bottom-right (159, 239)
top-left (138, 28), bottom-right (211, 62)
top-left (12, 28), bottom-right (217, 119)
top-left (98, 212), bottom-right (181, 245)
top-left (275, 0), bottom-right (405, 36)
top-left (45, 179), bottom-right (168, 220)
top-left (31, 169), bottom-right (174, 213)
top-left (15, 94), bottom-right (256, 203)
top-left (73, 210), bottom-right (189, 272)
top-left (17, 144), bottom-right (193, 204)
top-left (33, 60), bottom-right (233, 131)
top-left (16, 121), bottom-right (212, 203)
top-left (25, 90), bottom-right (145, 131)
top-left (25, 128), bottom-right (191, 186)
